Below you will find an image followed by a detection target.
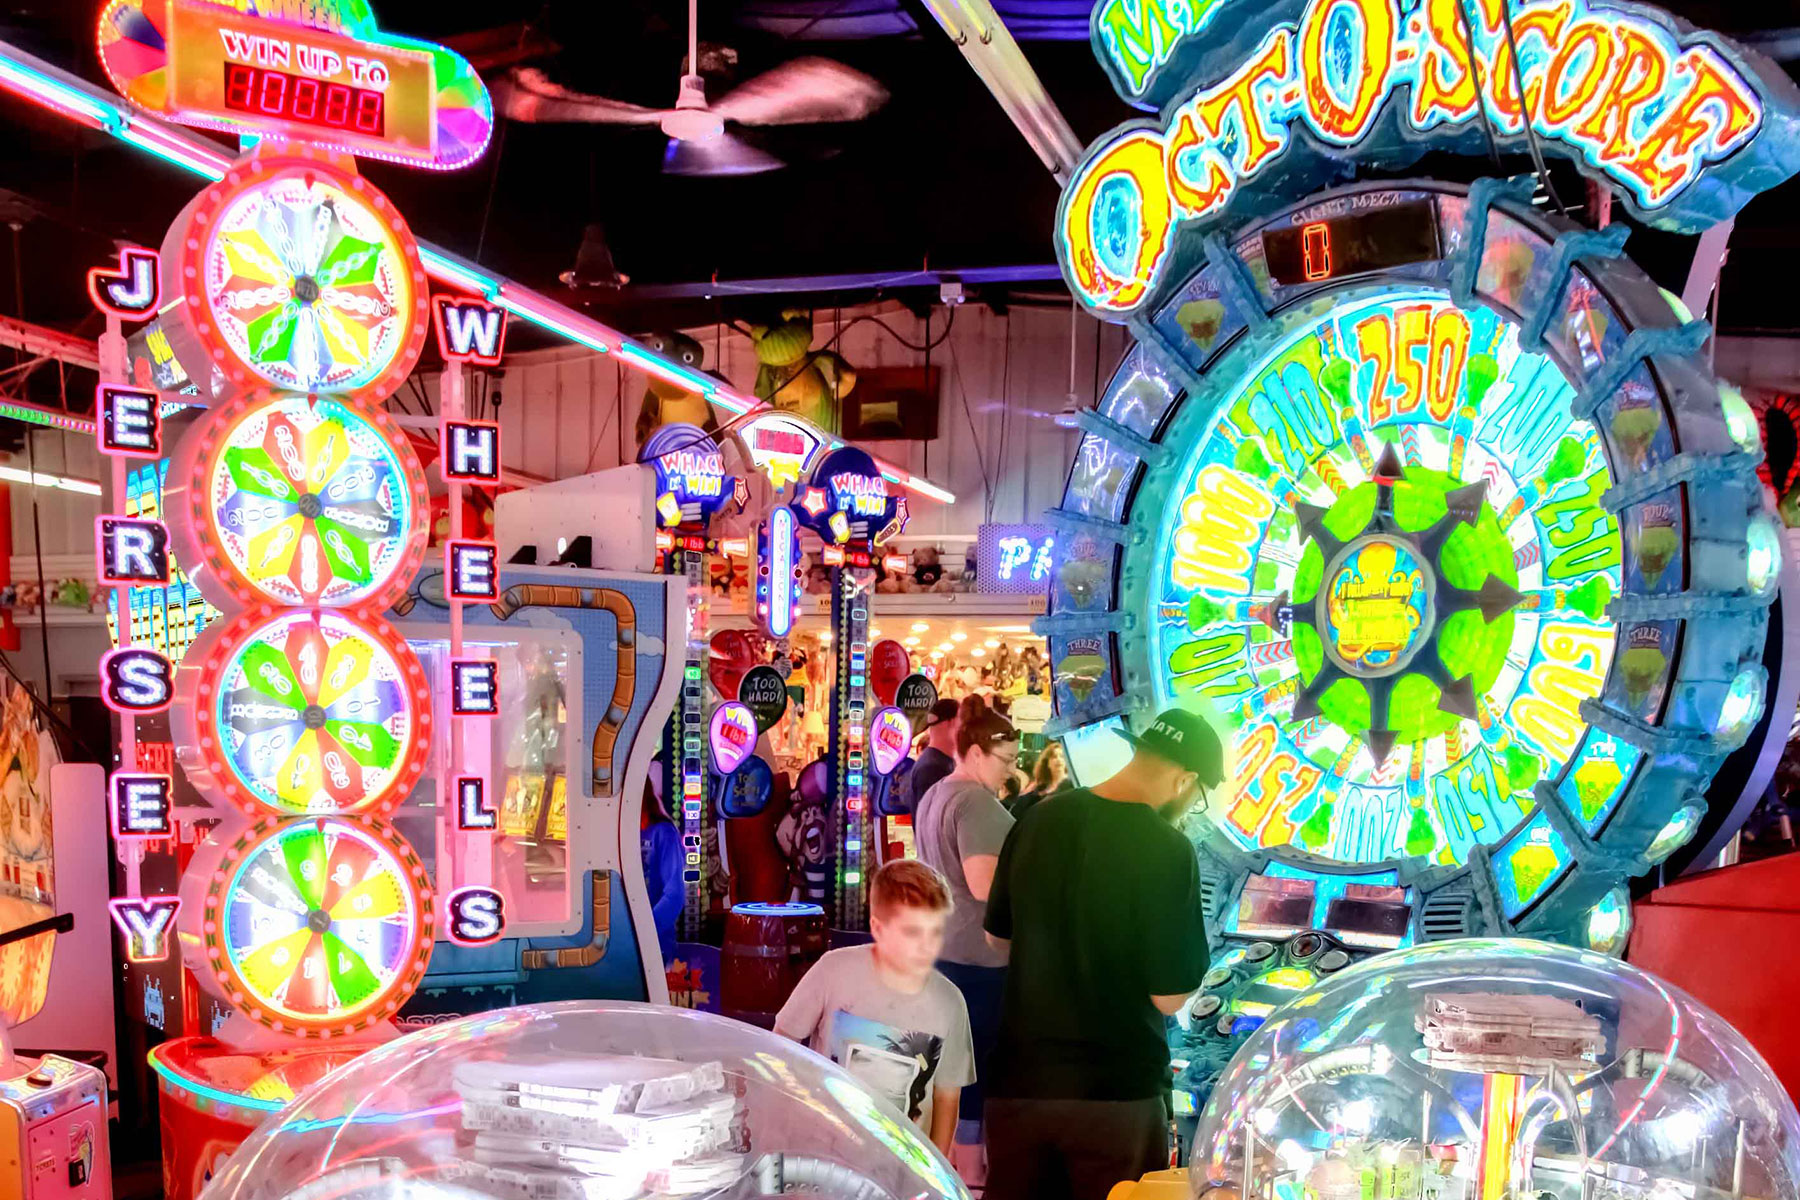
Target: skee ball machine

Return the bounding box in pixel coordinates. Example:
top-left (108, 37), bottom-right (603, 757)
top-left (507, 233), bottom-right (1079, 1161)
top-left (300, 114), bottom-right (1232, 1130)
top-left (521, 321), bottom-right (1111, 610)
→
top-left (1040, 0), bottom-right (1794, 1128)
top-left (87, 1), bottom-right (496, 1193)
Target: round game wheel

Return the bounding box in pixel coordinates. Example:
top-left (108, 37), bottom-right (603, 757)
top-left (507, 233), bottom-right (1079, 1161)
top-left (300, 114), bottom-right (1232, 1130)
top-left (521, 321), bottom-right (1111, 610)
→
top-left (1048, 179), bottom-right (1779, 940)
top-left (175, 606), bottom-right (431, 819)
top-left (165, 391), bottom-right (428, 612)
top-left (183, 814), bottom-right (434, 1038)
top-left (159, 145), bottom-right (428, 397)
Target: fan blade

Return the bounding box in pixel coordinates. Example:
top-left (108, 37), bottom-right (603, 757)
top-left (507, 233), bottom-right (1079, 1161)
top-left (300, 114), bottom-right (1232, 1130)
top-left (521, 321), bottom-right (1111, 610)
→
top-left (711, 57), bottom-right (888, 126)
top-left (490, 68), bottom-right (666, 125)
top-left (663, 133), bottom-right (785, 177)
top-left (442, 22), bottom-right (561, 71)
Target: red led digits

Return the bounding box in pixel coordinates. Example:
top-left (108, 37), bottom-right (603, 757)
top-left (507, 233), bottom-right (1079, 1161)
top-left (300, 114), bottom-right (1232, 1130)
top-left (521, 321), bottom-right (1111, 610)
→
top-left (1302, 221), bottom-right (1333, 281)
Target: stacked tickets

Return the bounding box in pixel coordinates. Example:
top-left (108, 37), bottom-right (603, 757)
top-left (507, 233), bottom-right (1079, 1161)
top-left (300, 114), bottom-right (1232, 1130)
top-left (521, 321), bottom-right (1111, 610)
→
top-left (1416, 992), bottom-right (1604, 1075)
top-left (450, 1057), bottom-right (748, 1200)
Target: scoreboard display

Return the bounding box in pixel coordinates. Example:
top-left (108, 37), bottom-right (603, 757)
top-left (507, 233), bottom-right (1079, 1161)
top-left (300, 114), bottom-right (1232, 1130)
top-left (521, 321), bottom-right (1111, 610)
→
top-left (162, 0), bottom-right (436, 163)
top-left (1260, 199), bottom-right (1443, 286)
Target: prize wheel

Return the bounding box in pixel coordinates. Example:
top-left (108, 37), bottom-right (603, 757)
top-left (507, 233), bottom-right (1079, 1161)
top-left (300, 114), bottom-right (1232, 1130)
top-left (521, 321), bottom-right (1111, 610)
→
top-left (182, 815), bottom-right (433, 1038)
top-left (159, 145), bottom-right (429, 397)
top-left (165, 391), bottom-right (428, 611)
top-left (1047, 180), bottom-right (1780, 944)
top-left (175, 606), bottom-right (431, 819)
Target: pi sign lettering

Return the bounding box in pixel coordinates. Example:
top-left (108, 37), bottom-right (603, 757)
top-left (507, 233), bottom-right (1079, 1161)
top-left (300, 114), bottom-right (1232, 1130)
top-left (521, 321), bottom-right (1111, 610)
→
top-left (456, 775), bottom-right (497, 830)
top-left (452, 659), bottom-right (499, 716)
top-left (447, 886), bottom-right (506, 945)
top-left (97, 385), bottom-right (163, 458)
top-left (433, 296), bottom-right (508, 366)
top-left (87, 246), bottom-right (161, 320)
top-left (109, 896), bottom-right (181, 962)
top-left (442, 420), bottom-right (501, 484)
top-left (96, 517), bottom-right (170, 585)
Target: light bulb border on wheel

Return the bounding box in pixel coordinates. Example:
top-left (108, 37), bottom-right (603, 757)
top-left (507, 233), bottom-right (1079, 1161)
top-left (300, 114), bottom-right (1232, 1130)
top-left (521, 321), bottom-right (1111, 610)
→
top-left (159, 144), bottom-right (430, 400)
top-left (197, 813), bottom-right (435, 1038)
top-left (179, 604), bottom-right (433, 821)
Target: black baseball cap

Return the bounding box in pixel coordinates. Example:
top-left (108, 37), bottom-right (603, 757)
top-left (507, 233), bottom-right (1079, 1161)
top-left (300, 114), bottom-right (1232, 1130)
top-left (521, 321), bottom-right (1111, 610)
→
top-left (925, 698), bottom-right (960, 726)
top-left (1118, 708), bottom-right (1226, 786)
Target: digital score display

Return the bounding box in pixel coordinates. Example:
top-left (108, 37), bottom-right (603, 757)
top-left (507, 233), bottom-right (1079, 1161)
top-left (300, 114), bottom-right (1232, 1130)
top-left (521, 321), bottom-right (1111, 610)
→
top-left (223, 64), bottom-right (385, 136)
top-left (163, 0), bottom-right (436, 163)
top-left (1260, 199), bottom-right (1442, 286)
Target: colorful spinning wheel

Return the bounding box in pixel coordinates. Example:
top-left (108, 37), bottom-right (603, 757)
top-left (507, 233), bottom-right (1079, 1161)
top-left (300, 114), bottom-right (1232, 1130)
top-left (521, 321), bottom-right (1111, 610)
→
top-left (189, 815), bottom-right (433, 1037)
top-left (160, 146), bottom-right (428, 397)
top-left (167, 391), bottom-right (428, 612)
top-left (177, 607), bottom-right (431, 819)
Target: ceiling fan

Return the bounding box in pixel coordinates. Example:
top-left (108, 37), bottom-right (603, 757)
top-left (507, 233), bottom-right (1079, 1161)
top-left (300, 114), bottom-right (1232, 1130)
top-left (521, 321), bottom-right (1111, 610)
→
top-left (488, 0), bottom-right (888, 176)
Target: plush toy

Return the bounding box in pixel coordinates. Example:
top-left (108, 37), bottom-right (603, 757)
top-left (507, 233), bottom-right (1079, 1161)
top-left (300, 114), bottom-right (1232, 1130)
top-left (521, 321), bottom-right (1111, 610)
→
top-left (749, 310), bottom-right (856, 433)
top-left (635, 332), bottom-right (718, 452)
top-left (911, 546), bottom-right (943, 588)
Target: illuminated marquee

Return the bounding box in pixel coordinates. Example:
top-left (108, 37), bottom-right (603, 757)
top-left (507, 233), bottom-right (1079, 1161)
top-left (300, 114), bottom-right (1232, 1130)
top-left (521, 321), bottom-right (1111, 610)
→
top-left (795, 447), bottom-right (896, 546)
top-left (642, 422), bottom-right (732, 528)
top-left (1061, 0), bottom-right (1800, 315)
top-left (98, 0), bottom-right (495, 170)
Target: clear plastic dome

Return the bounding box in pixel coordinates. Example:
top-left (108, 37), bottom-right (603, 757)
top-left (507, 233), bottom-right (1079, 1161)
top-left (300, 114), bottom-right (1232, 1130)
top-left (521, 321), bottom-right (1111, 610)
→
top-left (203, 1001), bottom-right (970, 1200)
top-left (1190, 939), bottom-right (1799, 1200)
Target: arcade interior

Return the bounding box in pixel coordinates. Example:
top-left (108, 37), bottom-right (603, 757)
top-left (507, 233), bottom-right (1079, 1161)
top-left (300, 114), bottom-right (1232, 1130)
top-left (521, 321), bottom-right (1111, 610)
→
top-left (0, 0), bottom-right (1797, 1199)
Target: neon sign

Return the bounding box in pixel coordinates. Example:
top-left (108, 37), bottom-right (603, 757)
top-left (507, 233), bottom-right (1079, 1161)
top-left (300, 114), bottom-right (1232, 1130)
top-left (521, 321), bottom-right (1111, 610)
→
top-left (709, 702), bottom-right (758, 777)
top-left (87, 245), bottom-right (160, 319)
top-left (757, 506), bottom-right (802, 639)
top-left (642, 421), bottom-right (731, 528)
top-left (1062, 0), bottom-right (1799, 315)
top-left (97, 0), bottom-right (494, 170)
top-left (433, 295), bottom-right (507, 364)
top-left (977, 523), bottom-right (1056, 594)
top-left (868, 707), bottom-right (911, 778)
top-left (795, 447), bottom-right (895, 545)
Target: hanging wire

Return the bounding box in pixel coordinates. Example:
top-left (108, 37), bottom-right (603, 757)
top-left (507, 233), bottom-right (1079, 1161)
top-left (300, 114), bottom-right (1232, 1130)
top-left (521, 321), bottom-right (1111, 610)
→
top-left (1495, 0), bottom-right (1568, 214)
top-left (1451, 0), bottom-right (1506, 172)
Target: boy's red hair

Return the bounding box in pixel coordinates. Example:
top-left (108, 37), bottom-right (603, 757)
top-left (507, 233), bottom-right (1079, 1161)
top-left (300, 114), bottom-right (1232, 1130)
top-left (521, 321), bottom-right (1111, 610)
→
top-left (871, 859), bottom-right (952, 919)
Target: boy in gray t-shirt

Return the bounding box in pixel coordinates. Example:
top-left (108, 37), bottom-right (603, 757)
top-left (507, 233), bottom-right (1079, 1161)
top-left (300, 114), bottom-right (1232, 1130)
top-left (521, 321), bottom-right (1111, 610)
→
top-left (776, 860), bottom-right (974, 1154)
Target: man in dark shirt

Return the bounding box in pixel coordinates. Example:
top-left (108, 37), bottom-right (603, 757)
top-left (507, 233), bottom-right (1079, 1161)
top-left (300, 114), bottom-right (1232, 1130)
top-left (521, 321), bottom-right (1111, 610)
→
top-left (983, 708), bottom-right (1223, 1200)
top-left (905, 699), bottom-right (961, 810)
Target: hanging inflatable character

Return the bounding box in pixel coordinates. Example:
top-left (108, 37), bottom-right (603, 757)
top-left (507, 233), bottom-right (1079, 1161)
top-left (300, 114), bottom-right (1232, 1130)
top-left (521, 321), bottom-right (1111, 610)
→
top-left (750, 310), bottom-right (856, 433)
top-left (635, 332), bottom-right (718, 453)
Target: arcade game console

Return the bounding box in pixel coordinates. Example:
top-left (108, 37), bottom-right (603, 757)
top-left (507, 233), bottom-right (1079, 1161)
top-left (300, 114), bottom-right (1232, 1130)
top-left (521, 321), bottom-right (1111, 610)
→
top-left (1038, 0), bottom-right (1795, 1139)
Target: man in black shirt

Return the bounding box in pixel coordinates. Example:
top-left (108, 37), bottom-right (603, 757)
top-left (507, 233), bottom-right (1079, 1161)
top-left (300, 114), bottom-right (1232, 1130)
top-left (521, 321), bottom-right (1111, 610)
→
top-left (905, 699), bottom-right (961, 810)
top-left (982, 708), bottom-right (1223, 1200)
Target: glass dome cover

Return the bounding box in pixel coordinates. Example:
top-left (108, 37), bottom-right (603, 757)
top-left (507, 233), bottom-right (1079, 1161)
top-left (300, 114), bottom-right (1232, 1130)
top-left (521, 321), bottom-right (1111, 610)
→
top-left (203, 1000), bottom-right (969, 1200)
top-left (1190, 939), bottom-right (1799, 1200)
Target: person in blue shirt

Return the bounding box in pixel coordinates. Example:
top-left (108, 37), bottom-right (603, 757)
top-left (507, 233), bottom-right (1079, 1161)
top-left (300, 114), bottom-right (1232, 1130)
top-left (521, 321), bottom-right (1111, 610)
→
top-left (640, 773), bottom-right (685, 957)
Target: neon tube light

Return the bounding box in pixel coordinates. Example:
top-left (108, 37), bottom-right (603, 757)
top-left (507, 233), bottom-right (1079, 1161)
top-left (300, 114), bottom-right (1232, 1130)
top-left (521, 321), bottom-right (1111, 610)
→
top-left (0, 466), bottom-right (101, 495)
top-left (0, 35), bottom-right (958, 504)
top-left (618, 343), bottom-right (717, 396)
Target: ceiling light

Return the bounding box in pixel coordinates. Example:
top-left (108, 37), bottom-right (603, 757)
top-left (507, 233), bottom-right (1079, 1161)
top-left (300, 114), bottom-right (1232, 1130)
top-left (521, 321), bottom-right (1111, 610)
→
top-left (970, 647), bottom-right (986, 658)
top-left (984, 638), bottom-right (1001, 648)
top-left (818, 632), bottom-right (832, 644)
top-left (870, 627), bottom-right (882, 638)
top-left (951, 631), bottom-right (967, 642)
top-left (904, 637), bottom-right (920, 646)
top-left (0, 465), bottom-right (101, 495)
top-left (930, 650), bottom-right (944, 659)
top-left (911, 622), bottom-right (930, 632)
top-left (937, 642), bottom-right (954, 652)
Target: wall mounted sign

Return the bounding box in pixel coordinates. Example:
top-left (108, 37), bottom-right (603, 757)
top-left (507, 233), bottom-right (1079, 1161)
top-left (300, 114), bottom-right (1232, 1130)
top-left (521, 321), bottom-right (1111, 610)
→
top-left (1063, 0), bottom-right (1800, 316)
top-left (976, 523), bottom-right (1056, 594)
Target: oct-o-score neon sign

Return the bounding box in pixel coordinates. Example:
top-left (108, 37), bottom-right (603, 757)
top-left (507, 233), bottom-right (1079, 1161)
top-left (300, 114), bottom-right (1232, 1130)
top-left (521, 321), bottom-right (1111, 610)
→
top-left (1062, 0), bottom-right (1790, 314)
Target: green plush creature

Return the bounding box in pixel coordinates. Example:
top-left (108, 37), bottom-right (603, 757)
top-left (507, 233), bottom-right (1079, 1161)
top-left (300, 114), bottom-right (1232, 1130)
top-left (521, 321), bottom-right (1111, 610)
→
top-left (749, 310), bottom-right (856, 433)
top-left (635, 332), bottom-right (718, 451)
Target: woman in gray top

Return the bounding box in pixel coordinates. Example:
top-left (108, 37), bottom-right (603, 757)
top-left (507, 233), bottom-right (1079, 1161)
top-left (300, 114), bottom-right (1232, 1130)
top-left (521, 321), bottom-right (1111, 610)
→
top-left (912, 694), bottom-right (1018, 1126)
